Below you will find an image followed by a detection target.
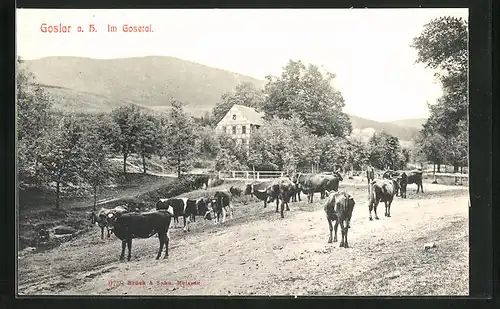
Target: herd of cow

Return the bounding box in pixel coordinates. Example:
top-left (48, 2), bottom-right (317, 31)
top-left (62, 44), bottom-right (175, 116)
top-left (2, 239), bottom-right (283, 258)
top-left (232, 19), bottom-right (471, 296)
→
top-left (89, 168), bottom-right (424, 261)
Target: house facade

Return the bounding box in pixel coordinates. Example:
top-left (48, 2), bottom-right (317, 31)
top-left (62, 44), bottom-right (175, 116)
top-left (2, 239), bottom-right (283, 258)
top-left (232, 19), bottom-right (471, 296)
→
top-left (215, 104), bottom-right (265, 147)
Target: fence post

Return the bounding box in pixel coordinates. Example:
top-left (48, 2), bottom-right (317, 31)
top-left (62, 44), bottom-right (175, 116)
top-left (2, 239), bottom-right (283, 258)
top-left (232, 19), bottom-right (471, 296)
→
top-left (246, 171), bottom-right (249, 179)
top-left (218, 171), bottom-right (221, 179)
top-left (257, 172), bottom-right (260, 180)
top-left (280, 172), bottom-right (284, 177)
top-left (232, 171), bottom-right (235, 179)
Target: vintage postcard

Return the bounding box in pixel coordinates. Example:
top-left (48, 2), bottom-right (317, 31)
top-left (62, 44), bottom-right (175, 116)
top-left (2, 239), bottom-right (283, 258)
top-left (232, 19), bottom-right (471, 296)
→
top-left (16, 8), bottom-right (469, 296)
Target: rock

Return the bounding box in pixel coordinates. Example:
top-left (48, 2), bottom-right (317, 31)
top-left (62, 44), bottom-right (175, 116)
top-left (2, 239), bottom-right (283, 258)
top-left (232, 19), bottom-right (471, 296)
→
top-left (384, 271), bottom-right (401, 279)
top-left (424, 242), bottom-right (437, 251)
top-left (53, 226), bottom-right (77, 235)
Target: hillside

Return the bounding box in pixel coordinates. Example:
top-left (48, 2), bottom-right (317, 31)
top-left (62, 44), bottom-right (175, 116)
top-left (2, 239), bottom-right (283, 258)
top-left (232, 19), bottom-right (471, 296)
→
top-left (23, 56), bottom-right (265, 116)
top-left (23, 56), bottom-right (422, 141)
top-left (386, 118), bottom-right (426, 129)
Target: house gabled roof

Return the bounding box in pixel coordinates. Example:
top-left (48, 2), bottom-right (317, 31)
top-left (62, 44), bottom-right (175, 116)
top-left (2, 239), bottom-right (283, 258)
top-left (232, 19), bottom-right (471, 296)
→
top-left (231, 104), bottom-right (265, 126)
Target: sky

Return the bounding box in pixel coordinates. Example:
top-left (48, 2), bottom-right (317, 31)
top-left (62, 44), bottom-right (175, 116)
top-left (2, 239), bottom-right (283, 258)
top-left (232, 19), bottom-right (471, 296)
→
top-left (16, 8), bottom-right (468, 122)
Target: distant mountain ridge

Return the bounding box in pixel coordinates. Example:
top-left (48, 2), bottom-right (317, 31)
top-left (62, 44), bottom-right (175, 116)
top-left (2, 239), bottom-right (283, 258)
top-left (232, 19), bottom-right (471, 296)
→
top-left (22, 56), bottom-right (425, 142)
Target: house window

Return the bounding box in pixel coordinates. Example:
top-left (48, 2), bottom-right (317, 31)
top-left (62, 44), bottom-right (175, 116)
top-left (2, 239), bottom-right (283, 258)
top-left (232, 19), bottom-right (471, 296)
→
top-left (242, 125), bottom-right (246, 134)
top-left (232, 126), bottom-right (236, 134)
top-left (232, 114), bottom-right (236, 120)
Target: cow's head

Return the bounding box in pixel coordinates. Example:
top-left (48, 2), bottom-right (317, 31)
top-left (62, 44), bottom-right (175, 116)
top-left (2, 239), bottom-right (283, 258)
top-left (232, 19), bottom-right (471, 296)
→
top-left (333, 171), bottom-right (343, 182)
top-left (244, 184), bottom-right (253, 195)
top-left (97, 213), bottom-right (109, 228)
top-left (196, 198), bottom-right (212, 220)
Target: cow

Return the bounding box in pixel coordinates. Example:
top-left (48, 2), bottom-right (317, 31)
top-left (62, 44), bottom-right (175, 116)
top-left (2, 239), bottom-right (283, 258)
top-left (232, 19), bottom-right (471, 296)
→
top-left (398, 172), bottom-right (408, 198)
top-left (300, 174), bottom-right (332, 203)
top-left (406, 170), bottom-right (424, 193)
top-left (324, 172), bottom-right (343, 193)
top-left (368, 178), bottom-right (399, 220)
top-left (382, 170), bottom-right (403, 196)
top-left (193, 175), bottom-right (210, 190)
top-left (112, 208), bottom-right (174, 261)
top-left (324, 191), bottom-right (355, 248)
top-left (210, 191), bottom-right (233, 224)
top-left (366, 166), bottom-right (375, 184)
top-left (245, 182), bottom-right (273, 208)
top-left (229, 186), bottom-right (242, 197)
top-left (290, 174), bottom-right (301, 202)
top-left (156, 198), bottom-right (212, 232)
top-left (90, 205), bottom-right (129, 239)
top-left (269, 177), bottom-right (294, 218)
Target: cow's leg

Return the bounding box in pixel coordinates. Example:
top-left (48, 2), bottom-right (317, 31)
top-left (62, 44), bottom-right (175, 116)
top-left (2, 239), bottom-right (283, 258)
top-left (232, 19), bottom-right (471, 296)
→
top-left (229, 205), bottom-right (234, 220)
top-left (373, 201), bottom-right (380, 220)
top-left (183, 215), bottom-right (191, 232)
top-left (164, 230), bottom-right (170, 259)
top-left (101, 227), bottom-right (105, 240)
top-left (275, 198), bottom-right (279, 213)
top-left (107, 228), bottom-right (111, 238)
top-left (156, 231), bottom-right (165, 260)
top-left (120, 240), bottom-right (126, 260)
top-left (280, 201), bottom-right (285, 218)
top-left (286, 200), bottom-right (290, 211)
top-left (127, 237), bottom-right (132, 261)
top-left (333, 220), bottom-right (339, 242)
top-left (387, 200), bottom-right (392, 217)
top-left (327, 216), bottom-right (333, 243)
top-left (222, 207), bottom-right (227, 223)
top-left (183, 216), bottom-right (187, 229)
top-left (263, 200), bottom-right (267, 208)
top-left (369, 203), bottom-right (374, 221)
top-left (420, 182), bottom-right (424, 193)
top-left (339, 221), bottom-right (345, 248)
top-left (343, 222), bottom-right (349, 248)
top-left (298, 191), bottom-right (301, 202)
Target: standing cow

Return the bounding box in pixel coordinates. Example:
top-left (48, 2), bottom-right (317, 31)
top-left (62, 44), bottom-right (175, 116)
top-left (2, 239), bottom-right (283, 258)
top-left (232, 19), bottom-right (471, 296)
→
top-left (406, 170), bottom-right (424, 193)
top-left (245, 182), bottom-right (273, 208)
top-left (368, 178), bottom-right (399, 220)
top-left (324, 191), bottom-right (355, 248)
top-left (156, 198), bottom-right (212, 232)
top-left (210, 191), bottom-right (233, 224)
top-left (271, 177), bottom-right (294, 218)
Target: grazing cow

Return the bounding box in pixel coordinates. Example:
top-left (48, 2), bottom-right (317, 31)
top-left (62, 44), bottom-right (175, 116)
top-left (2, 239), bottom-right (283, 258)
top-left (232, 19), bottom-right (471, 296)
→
top-left (193, 175), bottom-right (210, 190)
top-left (366, 166), bottom-right (375, 184)
top-left (112, 208), bottom-right (174, 261)
top-left (398, 172), bottom-right (408, 198)
top-left (368, 179), bottom-right (399, 220)
top-left (245, 182), bottom-right (273, 208)
top-left (269, 177), bottom-right (294, 218)
top-left (90, 205), bottom-right (129, 239)
top-left (406, 170), bottom-right (424, 193)
top-left (210, 191), bottom-right (233, 224)
top-left (301, 174), bottom-right (332, 203)
top-left (229, 186), bottom-right (242, 197)
top-left (324, 191), bottom-right (355, 248)
top-left (156, 198), bottom-right (211, 232)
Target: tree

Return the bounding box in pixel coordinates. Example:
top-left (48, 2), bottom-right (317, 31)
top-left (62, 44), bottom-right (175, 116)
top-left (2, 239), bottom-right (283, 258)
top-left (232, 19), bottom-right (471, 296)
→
top-left (367, 132), bottom-right (407, 170)
top-left (164, 101), bottom-right (197, 178)
top-left (16, 59), bottom-right (54, 187)
top-left (111, 104), bottom-right (143, 174)
top-left (136, 114), bottom-right (162, 174)
top-left (212, 82), bottom-right (265, 125)
top-left (81, 115), bottom-right (114, 210)
top-left (262, 60), bottom-right (352, 137)
top-left (39, 115), bottom-right (86, 208)
top-left (411, 16), bottom-right (468, 172)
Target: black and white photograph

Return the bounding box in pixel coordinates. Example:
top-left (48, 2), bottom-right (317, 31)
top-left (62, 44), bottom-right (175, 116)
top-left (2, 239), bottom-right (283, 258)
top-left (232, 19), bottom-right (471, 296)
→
top-left (16, 8), bottom-right (469, 296)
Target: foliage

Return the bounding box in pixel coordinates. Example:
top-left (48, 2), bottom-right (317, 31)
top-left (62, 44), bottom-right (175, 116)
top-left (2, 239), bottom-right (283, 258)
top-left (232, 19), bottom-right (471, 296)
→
top-left (136, 114), bottom-right (163, 173)
top-left (261, 60), bottom-right (351, 137)
top-left (164, 101), bottom-right (197, 178)
top-left (368, 132), bottom-right (408, 170)
top-left (411, 16), bottom-right (468, 171)
top-left (38, 115), bottom-right (86, 208)
top-left (212, 82), bottom-right (265, 125)
top-left (110, 104), bottom-right (144, 174)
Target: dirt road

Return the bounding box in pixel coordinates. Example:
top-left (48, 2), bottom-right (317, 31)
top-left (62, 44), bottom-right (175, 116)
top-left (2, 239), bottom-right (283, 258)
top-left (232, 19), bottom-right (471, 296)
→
top-left (18, 180), bottom-right (469, 296)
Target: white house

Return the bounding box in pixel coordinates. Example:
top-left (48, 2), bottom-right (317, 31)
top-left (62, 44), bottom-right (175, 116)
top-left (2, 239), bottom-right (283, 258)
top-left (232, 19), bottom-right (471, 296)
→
top-left (215, 104), bottom-right (265, 147)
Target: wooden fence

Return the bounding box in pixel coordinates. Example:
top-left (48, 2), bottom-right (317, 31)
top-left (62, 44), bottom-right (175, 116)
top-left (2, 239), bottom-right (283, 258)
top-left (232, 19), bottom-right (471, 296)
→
top-left (218, 170), bottom-right (287, 181)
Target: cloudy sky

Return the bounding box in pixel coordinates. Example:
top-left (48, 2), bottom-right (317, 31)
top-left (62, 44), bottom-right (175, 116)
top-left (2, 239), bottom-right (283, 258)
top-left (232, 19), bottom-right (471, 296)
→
top-left (16, 8), bottom-right (468, 122)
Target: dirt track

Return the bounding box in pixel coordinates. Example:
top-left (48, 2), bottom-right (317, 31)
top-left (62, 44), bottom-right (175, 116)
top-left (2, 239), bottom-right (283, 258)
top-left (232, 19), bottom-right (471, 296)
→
top-left (18, 180), bottom-right (469, 296)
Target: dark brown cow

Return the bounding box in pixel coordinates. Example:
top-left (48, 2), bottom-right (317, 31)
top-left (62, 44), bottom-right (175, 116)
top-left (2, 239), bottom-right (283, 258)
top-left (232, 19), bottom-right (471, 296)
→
top-left (300, 174), bottom-right (331, 203)
top-left (210, 191), bottom-right (233, 224)
top-left (156, 198), bottom-right (212, 232)
top-left (112, 209), bottom-right (174, 261)
top-left (368, 179), bottom-right (399, 220)
top-left (324, 191), bottom-right (355, 248)
top-left (272, 177), bottom-right (295, 218)
top-left (406, 170), bottom-right (424, 193)
top-left (90, 205), bottom-right (129, 239)
top-left (245, 182), bottom-right (273, 208)
top-left (229, 186), bottom-right (242, 197)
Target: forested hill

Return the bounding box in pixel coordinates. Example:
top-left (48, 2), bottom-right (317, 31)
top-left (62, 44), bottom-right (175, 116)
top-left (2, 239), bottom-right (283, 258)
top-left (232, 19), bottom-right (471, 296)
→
top-left (23, 56), bottom-right (424, 141)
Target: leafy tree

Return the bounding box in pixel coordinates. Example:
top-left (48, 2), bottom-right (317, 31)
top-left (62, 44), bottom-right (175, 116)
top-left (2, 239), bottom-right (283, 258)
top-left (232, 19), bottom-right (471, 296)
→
top-left (368, 132), bottom-right (407, 170)
top-left (136, 114), bottom-right (162, 174)
top-left (414, 132), bottom-right (446, 172)
top-left (81, 115), bottom-right (114, 210)
top-left (212, 82), bottom-right (265, 125)
top-left (164, 101), bottom-right (197, 178)
top-left (16, 59), bottom-right (54, 187)
top-left (411, 16), bottom-right (468, 172)
top-left (111, 104), bottom-right (143, 174)
top-left (262, 60), bottom-right (352, 137)
top-left (39, 115), bottom-right (86, 208)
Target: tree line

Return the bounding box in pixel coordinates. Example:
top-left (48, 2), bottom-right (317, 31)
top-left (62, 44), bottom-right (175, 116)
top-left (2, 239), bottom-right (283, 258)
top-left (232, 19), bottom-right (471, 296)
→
top-left (16, 16), bottom-right (468, 209)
